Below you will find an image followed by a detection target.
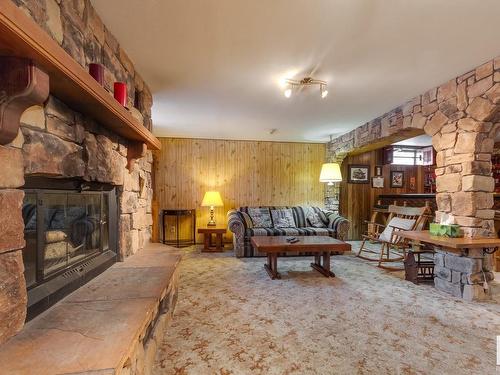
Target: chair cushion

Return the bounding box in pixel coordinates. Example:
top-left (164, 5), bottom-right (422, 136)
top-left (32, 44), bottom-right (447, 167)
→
top-left (379, 217), bottom-right (416, 243)
top-left (271, 208), bottom-right (296, 228)
top-left (247, 207), bottom-right (273, 228)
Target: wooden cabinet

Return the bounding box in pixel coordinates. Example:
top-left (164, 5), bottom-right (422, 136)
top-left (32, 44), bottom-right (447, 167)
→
top-left (492, 154), bottom-right (500, 193)
top-left (423, 166), bottom-right (436, 194)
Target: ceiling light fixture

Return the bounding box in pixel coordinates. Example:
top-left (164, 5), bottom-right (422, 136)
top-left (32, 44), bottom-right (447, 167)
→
top-left (283, 77), bottom-right (328, 99)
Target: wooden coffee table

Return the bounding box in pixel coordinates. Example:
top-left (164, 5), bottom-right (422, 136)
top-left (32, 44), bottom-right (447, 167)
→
top-left (251, 236), bottom-right (351, 280)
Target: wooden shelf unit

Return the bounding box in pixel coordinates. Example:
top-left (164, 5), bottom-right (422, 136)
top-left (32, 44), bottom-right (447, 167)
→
top-left (0, 0), bottom-right (160, 150)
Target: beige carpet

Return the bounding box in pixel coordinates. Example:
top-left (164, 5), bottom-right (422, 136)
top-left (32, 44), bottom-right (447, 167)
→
top-left (153, 243), bottom-right (500, 375)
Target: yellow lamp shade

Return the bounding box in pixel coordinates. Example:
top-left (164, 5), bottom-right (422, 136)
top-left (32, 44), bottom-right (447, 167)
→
top-left (319, 163), bottom-right (342, 185)
top-left (201, 191), bottom-right (224, 207)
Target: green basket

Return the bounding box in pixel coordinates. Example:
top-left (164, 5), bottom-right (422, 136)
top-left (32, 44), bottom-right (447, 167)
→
top-left (429, 223), bottom-right (462, 237)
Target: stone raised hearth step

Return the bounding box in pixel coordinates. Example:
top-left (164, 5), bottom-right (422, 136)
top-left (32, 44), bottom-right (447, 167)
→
top-left (0, 243), bottom-right (181, 375)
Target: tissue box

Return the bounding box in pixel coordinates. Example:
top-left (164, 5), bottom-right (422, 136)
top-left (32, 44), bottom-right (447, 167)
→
top-left (429, 223), bottom-right (462, 237)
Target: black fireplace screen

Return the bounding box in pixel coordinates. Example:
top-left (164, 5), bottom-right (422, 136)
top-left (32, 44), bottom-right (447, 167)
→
top-left (22, 179), bottom-right (118, 318)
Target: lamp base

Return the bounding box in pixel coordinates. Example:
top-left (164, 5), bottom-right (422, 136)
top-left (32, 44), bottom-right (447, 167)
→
top-left (207, 206), bottom-right (216, 226)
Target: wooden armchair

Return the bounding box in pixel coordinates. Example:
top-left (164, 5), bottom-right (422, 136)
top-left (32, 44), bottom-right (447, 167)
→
top-left (356, 205), bottom-right (430, 270)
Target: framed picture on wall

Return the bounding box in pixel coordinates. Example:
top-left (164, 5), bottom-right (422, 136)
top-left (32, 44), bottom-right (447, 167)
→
top-left (390, 171), bottom-right (404, 188)
top-left (348, 164), bottom-right (370, 183)
top-left (372, 176), bottom-right (384, 188)
top-left (375, 165), bottom-right (383, 176)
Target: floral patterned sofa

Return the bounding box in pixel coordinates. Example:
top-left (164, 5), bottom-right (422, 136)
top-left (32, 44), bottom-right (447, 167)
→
top-left (227, 206), bottom-right (349, 257)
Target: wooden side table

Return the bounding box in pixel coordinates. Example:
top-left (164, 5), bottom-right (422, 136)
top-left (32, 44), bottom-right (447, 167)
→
top-left (197, 227), bottom-right (226, 252)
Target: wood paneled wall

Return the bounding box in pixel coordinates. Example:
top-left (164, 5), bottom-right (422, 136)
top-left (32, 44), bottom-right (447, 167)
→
top-left (153, 138), bottom-right (326, 243)
top-left (339, 149), bottom-right (425, 240)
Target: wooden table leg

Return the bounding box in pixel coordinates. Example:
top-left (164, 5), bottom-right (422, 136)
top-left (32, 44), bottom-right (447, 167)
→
top-left (323, 251), bottom-right (334, 277)
top-left (203, 233), bottom-right (210, 251)
top-left (311, 251), bottom-right (335, 277)
top-left (314, 254), bottom-right (321, 266)
top-left (215, 233), bottom-right (223, 250)
top-left (264, 253), bottom-right (281, 280)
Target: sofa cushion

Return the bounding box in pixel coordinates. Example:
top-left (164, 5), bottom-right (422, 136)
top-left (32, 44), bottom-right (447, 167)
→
top-left (291, 207), bottom-right (308, 227)
top-left (299, 227), bottom-right (335, 236)
top-left (307, 209), bottom-right (326, 228)
top-left (290, 206), bottom-right (328, 228)
top-left (312, 207), bottom-right (329, 224)
top-left (246, 228), bottom-right (283, 236)
top-left (238, 211), bottom-right (253, 228)
top-left (247, 207), bottom-right (273, 228)
top-left (246, 227), bottom-right (336, 237)
top-left (270, 208), bottom-right (296, 228)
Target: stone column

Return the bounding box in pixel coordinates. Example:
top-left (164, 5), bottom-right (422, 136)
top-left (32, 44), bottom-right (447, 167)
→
top-left (0, 140), bottom-right (27, 344)
top-left (325, 134), bottom-right (353, 213)
top-left (430, 60), bottom-right (499, 301)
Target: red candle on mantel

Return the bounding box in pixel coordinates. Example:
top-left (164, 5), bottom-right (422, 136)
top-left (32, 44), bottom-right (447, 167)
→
top-left (88, 63), bottom-right (104, 85)
top-left (114, 82), bottom-right (127, 106)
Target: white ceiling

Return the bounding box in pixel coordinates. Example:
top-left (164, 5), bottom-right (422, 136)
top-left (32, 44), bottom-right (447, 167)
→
top-left (92, 0), bottom-right (500, 143)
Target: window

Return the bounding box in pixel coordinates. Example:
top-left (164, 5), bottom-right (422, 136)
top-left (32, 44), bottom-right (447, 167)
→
top-left (392, 148), bottom-right (424, 166)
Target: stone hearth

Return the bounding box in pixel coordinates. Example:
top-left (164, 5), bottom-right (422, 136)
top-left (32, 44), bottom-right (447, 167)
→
top-left (0, 243), bottom-right (180, 375)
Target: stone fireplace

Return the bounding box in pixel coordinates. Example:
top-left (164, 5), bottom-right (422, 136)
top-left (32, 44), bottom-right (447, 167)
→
top-left (0, 0), bottom-right (154, 344)
top-left (23, 177), bottom-right (118, 319)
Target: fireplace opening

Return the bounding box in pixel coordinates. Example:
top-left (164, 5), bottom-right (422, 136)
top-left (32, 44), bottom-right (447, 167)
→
top-left (22, 177), bottom-right (118, 320)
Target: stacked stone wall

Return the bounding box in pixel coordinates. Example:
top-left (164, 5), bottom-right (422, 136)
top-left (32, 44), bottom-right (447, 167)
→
top-left (327, 57), bottom-right (500, 300)
top-left (0, 0), bottom-right (155, 343)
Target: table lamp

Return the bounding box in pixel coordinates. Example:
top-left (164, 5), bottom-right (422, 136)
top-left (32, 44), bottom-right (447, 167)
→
top-left (319, 163), bottom-right (342, 185)
top-left (201, 191), bottom-right (223, 226)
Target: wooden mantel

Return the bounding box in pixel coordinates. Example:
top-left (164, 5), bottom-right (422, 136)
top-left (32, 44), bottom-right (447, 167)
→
top-left (0, 0), bottom-right (161, 150)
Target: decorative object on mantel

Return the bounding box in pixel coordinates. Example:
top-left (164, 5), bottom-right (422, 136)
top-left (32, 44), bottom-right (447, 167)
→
top-left (201, 191), bottom-right (224, 226)
top-left (319, 163), bottom-right (342, 185)
top-left (390, 171), bottom-right (404, 188)
top-left (283, 76), bottom-right (328, 98)
top-left (0, 57), bottom-right (49, 144)
top-left (88, 63), bottom-right (104, 86)
top-left (114, 82), bottom-right (127, 107)
top-left (348, 164), bottom-right (370, 184)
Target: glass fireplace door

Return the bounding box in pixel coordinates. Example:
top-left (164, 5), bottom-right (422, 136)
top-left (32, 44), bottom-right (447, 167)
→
top-left (23, 189), bottom-right (112, 287)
